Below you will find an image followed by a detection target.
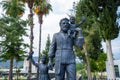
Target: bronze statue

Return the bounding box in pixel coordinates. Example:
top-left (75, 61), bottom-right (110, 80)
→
top-left (27, 51), bottom-right (51, 80)
top-left (48, 18), bottom-right (84, 80)
top-left (68, 16), bottom-right (85, 38)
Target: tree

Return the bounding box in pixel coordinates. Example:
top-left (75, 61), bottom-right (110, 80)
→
top-left (90, 52), bottom-right (107, 79)
top-left (42, 34), bottom-right (51, 56)
top-left (96, 53), bottom-right (107, 79)
top-left (33, 0), bottom-right (52, 62)
top-left (0, 0), bottom-right (27, 80)
top-left (75, 1), bottom-right (103, 80)
top-left (0, 15), bottom-right (28, 80)
top-left (1, 0), bottom-right (25, 18)
top-left (33, 0), bottom-right (52, 78)
top-left (41, 34), bottom-right (51, 63)
top-left (78, 0), bottom-right (120, 79)
top-left (21, 0), bottom-right (35, 79)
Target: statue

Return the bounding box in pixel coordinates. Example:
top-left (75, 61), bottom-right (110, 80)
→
top-left (48, 18), bottom-right (84, 80)
top-left (68, 16), bottom-right (85, 38)
top-left (27, 51), bottom-right (51, 80)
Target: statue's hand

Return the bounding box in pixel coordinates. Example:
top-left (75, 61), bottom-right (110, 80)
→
top-left (48, 58), bottom-right (53, 70)
top-left (27, 51), bottom-right (34, 60)
top-left (81, 16), bottom-right (86, 22)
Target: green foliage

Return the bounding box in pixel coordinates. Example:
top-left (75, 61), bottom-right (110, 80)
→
top-left (75, 0), bottom-right (107, 73)
top-left (76, 63), bottom-right (88, 79)
top-left (90, 52), bottom-right (107, 72)
top-left (34, 0), bottom-right (52, 15)
top-left (96, 53), bottom-right (107, 72)
top-left (0, 0), bottom-right (27, 79)
top-left (83, 52), bottom-right (106, 73)
top-left (76, 63), bottom-right (85, 71)
top-left (81, 0), bottom-right (120, 40)
top-left (76, 3), bottom-right (103, 60)
top-left (42, 34), bottom-right (51, 56)
top-left (76, 1), bottom-right (119, 79)
top-left (90, 59), bottom-right (98, 72)
top-left (1, 0), bottom-right (25, 17)
top-left (41, 34), bottom-right (51, 62)
top-left (75, 1), bottom-right (120, 77)
top-left (0, 15), bottom-right (28, 61)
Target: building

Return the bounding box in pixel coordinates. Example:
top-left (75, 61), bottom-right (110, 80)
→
top-left (106, 59), bottom-right (120, 80)
top-left (21, 58), bottom-right (37, 73)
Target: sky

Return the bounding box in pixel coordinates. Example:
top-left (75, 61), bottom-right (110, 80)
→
top-left (0, 0), bottom-right (120, 59)
top-left (22, 0), bottom-right (80, 57)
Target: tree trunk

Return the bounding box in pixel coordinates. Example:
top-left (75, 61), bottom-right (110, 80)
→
top-left (83, 44), bottom-right (92, 80)
top-left (38, 14), bottom-right (42, 64)
top-left (100, 71), bottom-right (103, 79)
top-left (37, 14), bottom-right (43, 79)
top-left (106, 39), bottom-right (116, 79)
top-left (9, 58), bottom-right (13, 80)
top-left (27, 8), bottom-right (34, 80)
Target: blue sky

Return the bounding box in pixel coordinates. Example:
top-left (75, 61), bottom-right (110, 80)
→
top-left (0, 0), bottom-right (120, 59)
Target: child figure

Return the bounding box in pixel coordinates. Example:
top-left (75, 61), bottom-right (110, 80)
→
top-left (68, 16), bottom-right (85, 38)
top-left (27, 51), bottom-right (52, 80)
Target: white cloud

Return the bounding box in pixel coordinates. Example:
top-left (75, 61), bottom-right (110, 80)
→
top-left (0, 0), bottom-right (79, 56)
top-left (30, 12), bottom-right (69, 56)
top-left (23, 0), bottom-right (78, 56)
top-left (50, 0), bottom-right (79, 15)
top-left (29, 0), bottom-right (79, 56)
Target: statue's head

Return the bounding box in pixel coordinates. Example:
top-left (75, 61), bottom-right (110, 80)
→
top-left (59, 18), bottom-right (70, 33)
top-left (41, 55), bottom-right (47, 64)
top-left (70, 16), bottom-right (75, 24)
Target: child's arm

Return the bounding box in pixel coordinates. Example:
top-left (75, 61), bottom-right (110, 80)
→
top-left (27, 51), bottom-right (39, 68)
top-left (31, 56), bottom-right (39, 68)
top-left (76, 16), bottom-right (86, 27)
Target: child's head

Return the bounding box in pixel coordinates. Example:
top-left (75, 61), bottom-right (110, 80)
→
top-left (41, 55), bottom-right (47, 64)
top-left (70, 16), bottom-right (75, 24)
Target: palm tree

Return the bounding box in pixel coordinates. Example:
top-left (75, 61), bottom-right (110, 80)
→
top-left (33, 0), bottom-right (52, 78)
top-left (23, 0), bottom-right (35, 79)
top-left (1, 0), bottom-right (25, 18)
